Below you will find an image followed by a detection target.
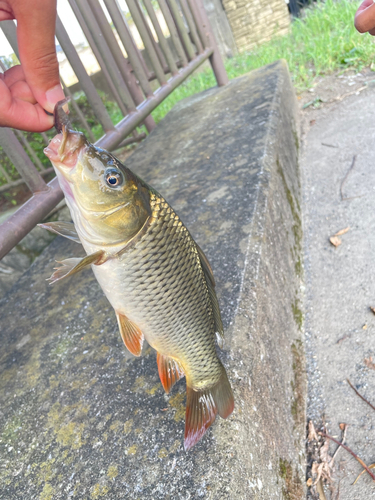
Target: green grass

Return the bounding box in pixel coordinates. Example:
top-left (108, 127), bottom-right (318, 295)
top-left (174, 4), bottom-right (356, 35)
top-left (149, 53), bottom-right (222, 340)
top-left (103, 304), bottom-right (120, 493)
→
top-left (151, 0), bottom-right (375, 123)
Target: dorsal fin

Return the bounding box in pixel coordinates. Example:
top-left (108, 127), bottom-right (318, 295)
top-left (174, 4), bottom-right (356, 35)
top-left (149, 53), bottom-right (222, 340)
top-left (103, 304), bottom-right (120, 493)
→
top-left (116, 313), bottom-right (144, 357)
top-left (196, 244), bottom-right (224, 348)
top-left (157, 353), bottom-right (185, 393)
top-left (196, 243), bottom-right (215, 286)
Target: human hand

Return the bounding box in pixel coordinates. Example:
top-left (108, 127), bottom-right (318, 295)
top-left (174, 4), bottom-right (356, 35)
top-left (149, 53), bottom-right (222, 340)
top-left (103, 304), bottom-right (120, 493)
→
top-left (0, 0), bottom-right (65, 132)
top-left (355, 0), bottom-right (375, 35)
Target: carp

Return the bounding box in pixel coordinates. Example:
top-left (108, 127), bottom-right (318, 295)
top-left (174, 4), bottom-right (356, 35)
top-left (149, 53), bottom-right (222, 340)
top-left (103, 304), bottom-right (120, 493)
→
top-left (41, 99), bottom-right (234, 450)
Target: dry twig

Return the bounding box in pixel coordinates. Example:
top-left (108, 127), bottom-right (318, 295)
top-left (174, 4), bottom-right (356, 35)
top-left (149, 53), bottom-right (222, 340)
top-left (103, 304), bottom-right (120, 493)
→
top-left (329, 423), bottom-right (348, 466)
top-left (347, 379), bottom-right (375, 412)
top-left (340, 155), bottom-right (357, 201)
top-left (319, 432), bottom-right (375, 482)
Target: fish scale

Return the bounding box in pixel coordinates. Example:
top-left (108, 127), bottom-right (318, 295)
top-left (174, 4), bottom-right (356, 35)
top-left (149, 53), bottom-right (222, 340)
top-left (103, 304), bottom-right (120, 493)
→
top-left (112, 193), bottom-right (220, 381)
top-left (43, 101), bottom-right (234, 450)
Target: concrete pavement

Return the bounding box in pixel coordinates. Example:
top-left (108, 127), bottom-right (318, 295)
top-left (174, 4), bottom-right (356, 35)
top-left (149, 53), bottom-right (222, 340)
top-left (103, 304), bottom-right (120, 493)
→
top-left (302, 83), bottom-right (375, 498)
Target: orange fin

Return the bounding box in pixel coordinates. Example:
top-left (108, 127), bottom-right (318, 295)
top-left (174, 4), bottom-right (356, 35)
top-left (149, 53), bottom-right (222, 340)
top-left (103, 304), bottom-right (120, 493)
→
top-left (184, 367), bottom-right (234, 451)
top-left (157, 353), bottom-right (185, 393)
top-left (116, 313), bottom-right (144, 357)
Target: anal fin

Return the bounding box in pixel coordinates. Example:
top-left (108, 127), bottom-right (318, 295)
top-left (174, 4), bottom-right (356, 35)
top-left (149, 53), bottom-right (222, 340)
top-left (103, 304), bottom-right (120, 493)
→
top-left (157, 353), bottom-right (185, 394)
top-left (117, 313), bottom-right (144, 357)
top-left (184, 367), bottom-right (234, 451)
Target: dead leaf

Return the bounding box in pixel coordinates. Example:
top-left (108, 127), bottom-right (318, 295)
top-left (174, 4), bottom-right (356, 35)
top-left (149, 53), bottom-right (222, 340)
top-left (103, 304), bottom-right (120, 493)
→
top-left (353, 463), bottom-right (375, 485)
top-left (339, 423), bottom-right (347, 431)
top-left (364, 357), bottom-right (375, 370)
top-left (316, 478), bottom-right (328, 500)
top-left (334, 227), bottom-right (350, 236)
top-left (308, 421), bottom-right (319, 441)
top-left (330, 236), bottom-right (342, 247)
top-left (306, 477), bottom-right (313, 487)
top-left (370, 307), bottom-right (375, 315)
top-left (363, 324), bottom-right (368, 330)
top-left (320, 439), bottom-right (332, 465)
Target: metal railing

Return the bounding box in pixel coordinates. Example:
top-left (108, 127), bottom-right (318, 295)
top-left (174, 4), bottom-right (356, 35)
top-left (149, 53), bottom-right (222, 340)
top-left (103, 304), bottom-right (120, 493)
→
top-left (0, 0), bottom-right (228, 260)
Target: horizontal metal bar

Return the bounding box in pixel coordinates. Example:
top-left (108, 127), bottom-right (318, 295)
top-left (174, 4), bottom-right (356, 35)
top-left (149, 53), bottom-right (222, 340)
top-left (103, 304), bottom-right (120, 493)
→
top-left (0, 128), bottom-right (48, 193)
top-left (0, 177), bottom-right (64, 260)
top-left (96, 47), bottom-right (213, 150)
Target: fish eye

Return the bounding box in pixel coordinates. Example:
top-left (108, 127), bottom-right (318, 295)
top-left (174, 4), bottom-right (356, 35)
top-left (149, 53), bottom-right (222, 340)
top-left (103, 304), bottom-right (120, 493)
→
top-left (105, 168), bottom-right (123, 188)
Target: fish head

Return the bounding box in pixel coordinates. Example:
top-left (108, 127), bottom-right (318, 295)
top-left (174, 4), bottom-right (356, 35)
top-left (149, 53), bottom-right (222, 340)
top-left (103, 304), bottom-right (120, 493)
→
top-left (45, 101), bottom-right (151, 245)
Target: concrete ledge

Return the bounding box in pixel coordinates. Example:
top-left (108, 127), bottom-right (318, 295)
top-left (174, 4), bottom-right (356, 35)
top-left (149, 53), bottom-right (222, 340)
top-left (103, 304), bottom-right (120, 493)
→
top-left (0, 60), bottom-right (305, 499)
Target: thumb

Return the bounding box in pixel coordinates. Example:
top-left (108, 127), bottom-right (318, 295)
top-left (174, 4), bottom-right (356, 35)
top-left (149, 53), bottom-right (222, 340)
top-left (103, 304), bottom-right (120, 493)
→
top-left (355, 0), bottom-right (375, 33)
top-left (14, 0), bottom-right (64, 112)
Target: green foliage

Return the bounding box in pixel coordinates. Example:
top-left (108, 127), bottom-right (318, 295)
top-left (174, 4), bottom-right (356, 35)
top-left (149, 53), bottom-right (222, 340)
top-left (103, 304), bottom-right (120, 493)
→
top-left (225, 0), bottom-right (375, 91)
top-left (149, 0), bottom-right (375, 122)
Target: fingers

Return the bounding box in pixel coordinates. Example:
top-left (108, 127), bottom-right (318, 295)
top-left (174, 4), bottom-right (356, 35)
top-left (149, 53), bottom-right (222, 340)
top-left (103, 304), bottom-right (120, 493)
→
top-left (355, 0), bottom-right (375, 33)
top-left (2, 65), bottom-right (26, 88)
top-left (0, 79), bottom-right (54, 132)
top-left (12, 0), bottom-right (64, 112)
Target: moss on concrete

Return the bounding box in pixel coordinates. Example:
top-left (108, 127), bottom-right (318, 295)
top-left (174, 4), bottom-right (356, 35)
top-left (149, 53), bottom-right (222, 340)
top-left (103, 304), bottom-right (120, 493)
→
top-left (279, 458), bottom-right (304, 500)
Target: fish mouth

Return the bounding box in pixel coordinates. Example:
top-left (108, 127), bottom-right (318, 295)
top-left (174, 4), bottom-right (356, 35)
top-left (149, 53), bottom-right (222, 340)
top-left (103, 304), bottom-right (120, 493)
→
top-left (44, 127), bottom-right (87, 170)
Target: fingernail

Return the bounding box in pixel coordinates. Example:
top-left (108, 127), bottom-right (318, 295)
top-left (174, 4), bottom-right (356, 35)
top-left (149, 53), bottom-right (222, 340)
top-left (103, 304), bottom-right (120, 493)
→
top-left (45, 84), bottom-right (65, 112)
top-left (44, 110), bottom-right (54, 116)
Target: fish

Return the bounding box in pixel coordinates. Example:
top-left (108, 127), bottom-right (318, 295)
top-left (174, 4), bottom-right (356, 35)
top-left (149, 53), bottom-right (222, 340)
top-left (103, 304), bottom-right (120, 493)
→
top-left (41, 98), bottom-right (234, 450)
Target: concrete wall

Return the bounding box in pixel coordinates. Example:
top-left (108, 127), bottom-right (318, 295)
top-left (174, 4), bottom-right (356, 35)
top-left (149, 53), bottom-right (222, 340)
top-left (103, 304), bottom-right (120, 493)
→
top-left (222, 0), bottom-right (291, 52)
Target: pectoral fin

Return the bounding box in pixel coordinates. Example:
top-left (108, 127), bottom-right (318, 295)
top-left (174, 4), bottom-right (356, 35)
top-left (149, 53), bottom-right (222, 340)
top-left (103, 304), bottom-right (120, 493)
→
top-left (38, 221), bottom-right (81, 244)
top-left (48, 250), bottom-right (106, 284)
top-left (157, 353), bottom-right (185, 393)
top-left (116, 313), bottom-right (144, 357)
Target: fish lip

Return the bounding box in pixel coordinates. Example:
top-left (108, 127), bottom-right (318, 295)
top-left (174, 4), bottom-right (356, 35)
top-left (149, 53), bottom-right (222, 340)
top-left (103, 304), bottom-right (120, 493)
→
top-left (44, 129), bottom-right (88, 173)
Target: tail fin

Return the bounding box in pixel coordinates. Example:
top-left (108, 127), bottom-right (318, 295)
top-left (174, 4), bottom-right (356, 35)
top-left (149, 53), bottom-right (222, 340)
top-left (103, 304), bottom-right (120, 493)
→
top-left (184, 368), bottom-right (234, 451)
